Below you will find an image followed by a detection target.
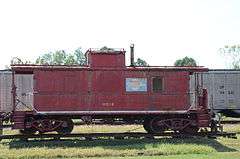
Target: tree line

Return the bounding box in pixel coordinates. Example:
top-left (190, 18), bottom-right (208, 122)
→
top-left (10, 46), bottom-right (149, 67)
top-left (10, 45), bottom-right (240, 68)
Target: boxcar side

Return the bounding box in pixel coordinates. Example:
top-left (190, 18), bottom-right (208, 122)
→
top-left (201, 70), bottom-right (240, 117)
top-left (0, 70), bottom-right (33, 113)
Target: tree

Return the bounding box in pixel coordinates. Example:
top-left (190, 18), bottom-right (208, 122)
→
top-left (219, 45), bottom-right (240, 69)
top-left (4, 57), bottom-right (33, 69)
top-left (74, 47), bottom-right (87, 65)
top-left (174, 56), bottom-right (197, 66)
top-left (11, 57), bottom-right (32, 65)
top-left (36, 48), bottom-right (86, 65)
top-left (134, 58), bottom-right (148, 66)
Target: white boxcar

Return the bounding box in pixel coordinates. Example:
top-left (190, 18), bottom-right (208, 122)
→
top-left (191, 70), bottom-right (240, 117)
top-left (0, 70), bottom-right (33, 113)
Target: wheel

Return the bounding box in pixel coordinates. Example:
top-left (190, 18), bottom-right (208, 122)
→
top-left (56, 118), bottom-right (74, 135)
top-left (143, 118), bottom-right (153, 133)
top-left (20, 128), bottom-right (37, 135)
top-left (180, 125), bottom-right (199, 134)
top-left (0, 118), bottom-right (3, 136)
top-left (20, 117), bottom-right (37, 135)
top-left (149, 117), bottom-right (166, 133)
top-left (143, 117), bottom-right (166, 134)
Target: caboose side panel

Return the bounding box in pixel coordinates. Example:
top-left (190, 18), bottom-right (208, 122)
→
top-left (34, 70), bottom-right (89, 111)
top-left (90, 70), bottom-right (126, 111)
top-left (33, 69), bottom-right (191, 113)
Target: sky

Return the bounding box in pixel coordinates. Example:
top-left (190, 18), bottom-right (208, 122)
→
top-left (0, 0), bottom-right (240, 69)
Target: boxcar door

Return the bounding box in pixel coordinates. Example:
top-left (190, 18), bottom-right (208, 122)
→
top-left (15, 74), bottom-right (34, 111)
top-left (225, 73), bottom-right (238, 110)
top-left (212, 73), bottom-right (227, 110)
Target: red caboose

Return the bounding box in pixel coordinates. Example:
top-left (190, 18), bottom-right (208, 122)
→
top-left (11, 46), bottom-right (210, 134)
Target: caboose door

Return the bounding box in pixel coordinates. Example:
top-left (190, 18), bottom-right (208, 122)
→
top-left (148, 71), bottom-right (167, 111)
top-left (149, 71), bottom-right (190, 111)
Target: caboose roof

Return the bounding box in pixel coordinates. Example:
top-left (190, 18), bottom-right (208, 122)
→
top-left (85, 48), bottom-right (126, 54)
top-left (11, 64), bottom-right (208, 74)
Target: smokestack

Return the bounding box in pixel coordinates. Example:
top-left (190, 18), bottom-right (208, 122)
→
top-left (130, 44), bottom-right (134, 66)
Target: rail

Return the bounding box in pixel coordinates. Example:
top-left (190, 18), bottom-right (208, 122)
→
top-left (221, 120), bottom-right (240, 124)
top-left (0, 131), bottom-right (237, 141)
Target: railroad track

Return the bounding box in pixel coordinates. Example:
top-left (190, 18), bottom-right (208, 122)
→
top-left (2, 120), bottom-right (240, 130)
top-left (0, 132), bottom-right (237, 141)
top-left (220, 120), bottom-right (240, 124)
top-left (76, 120), bottom-right (240, 125)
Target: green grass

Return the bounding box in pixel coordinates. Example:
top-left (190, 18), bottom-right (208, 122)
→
top-left (0, 124), bottom-right (240, 159)
top-left (0, 138), bottom-right (220, 157)
top-left (87, 152), bottom-right (240, 159)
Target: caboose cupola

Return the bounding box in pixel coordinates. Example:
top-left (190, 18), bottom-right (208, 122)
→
top-left (86, 48), bottom-right (126, 68)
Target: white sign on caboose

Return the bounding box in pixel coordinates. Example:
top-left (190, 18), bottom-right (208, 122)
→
top-left (125, 78), bottom-right (147, 92)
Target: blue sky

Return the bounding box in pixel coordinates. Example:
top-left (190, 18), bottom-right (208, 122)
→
top-left (0, 0), bottom-right (240, 68)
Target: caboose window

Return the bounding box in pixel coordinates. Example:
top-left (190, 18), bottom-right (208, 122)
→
top-left (152, 77), bottom-right (163, 92)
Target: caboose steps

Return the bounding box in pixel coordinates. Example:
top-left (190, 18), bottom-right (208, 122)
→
top-left (12, 111), bottom-right (26, 129)
top-left (0, 117), bottom-right (2, 135)
top-left (196, 109), bottom-right (211, 127)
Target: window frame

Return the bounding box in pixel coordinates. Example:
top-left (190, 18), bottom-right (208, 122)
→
top-left (151, 76), bottom-right (164, 93)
